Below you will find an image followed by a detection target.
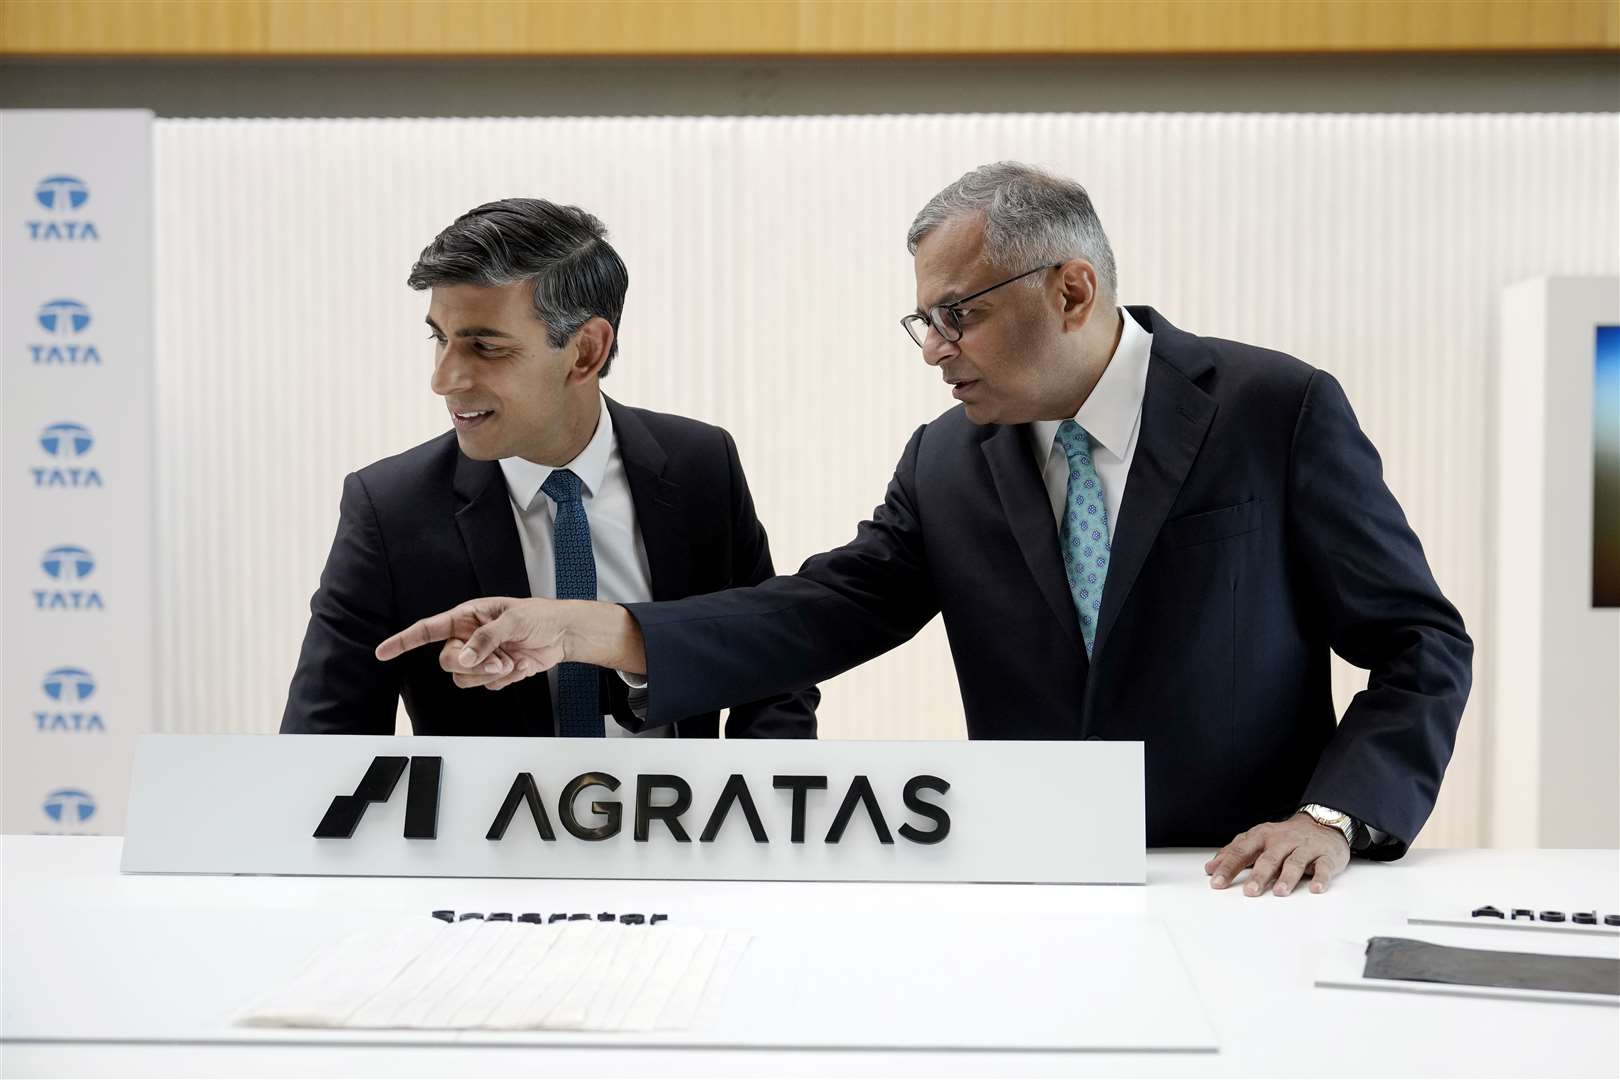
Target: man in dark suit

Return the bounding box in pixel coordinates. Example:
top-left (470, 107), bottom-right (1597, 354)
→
top-left (378, 165), bottom-right (1471, 896)
top-left (282, 197), bottom-right (817, 739)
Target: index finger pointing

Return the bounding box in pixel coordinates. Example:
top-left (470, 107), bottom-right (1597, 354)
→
top-left (376, 610), bottom-right (460, 661)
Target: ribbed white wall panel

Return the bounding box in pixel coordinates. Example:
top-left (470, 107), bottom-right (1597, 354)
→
top-left (153, 114), bottom-right (1619, 849)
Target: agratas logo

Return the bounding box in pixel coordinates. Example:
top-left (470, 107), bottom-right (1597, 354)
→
top-left (316, 756), bottom-right (950, 846)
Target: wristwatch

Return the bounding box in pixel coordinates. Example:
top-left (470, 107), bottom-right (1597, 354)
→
top-left (1299, 803), bottom-right (1356, 847)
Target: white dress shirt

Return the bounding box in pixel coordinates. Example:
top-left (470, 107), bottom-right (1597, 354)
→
top-left (497, 395), bottom-right (666, 738)
top-left (1030, 307), bottom-right (1153, 535)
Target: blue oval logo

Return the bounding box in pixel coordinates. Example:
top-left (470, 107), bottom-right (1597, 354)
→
top-left (43, 667), bottom-right (96, 703)
top-left (39, 422), bottom-right (94, 458)
top-left (37, 298), bottom-right (91, 336)
top-left (43, 788), bottom-right (96, 823)
top-left (41, 545), bottom-right (95, 581)
top-left (34, 175), bottom-right (90, 212)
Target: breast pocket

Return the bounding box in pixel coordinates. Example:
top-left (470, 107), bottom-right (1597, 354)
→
top-left (1161, 498), bottom-right (1262, 550)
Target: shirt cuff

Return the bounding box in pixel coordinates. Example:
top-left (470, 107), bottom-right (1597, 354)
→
top-left (616, 670), bottom-right (650, 723)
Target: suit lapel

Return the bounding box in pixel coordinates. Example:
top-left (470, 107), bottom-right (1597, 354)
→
top-left (452, 451), bottom-right (550, 735)
top-left (607, 397), bottom-right (694, 601)
top-left (1092, 330), bottom-right (1217, 659)
top-left (452, 453), bottom-right (533, 598)
top-left (981, 424), bottom-right (1087, 659)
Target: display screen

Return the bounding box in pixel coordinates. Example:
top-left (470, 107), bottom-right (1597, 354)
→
top-left (1596, 325), bottom-right (1620, 608)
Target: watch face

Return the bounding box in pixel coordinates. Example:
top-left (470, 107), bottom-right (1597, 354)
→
top-left (1306, 806), bottom-right (1345, 826)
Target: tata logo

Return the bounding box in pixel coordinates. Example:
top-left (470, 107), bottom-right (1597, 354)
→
top-left (38, 299), bottom-right (91, 335)
top-left (43, 788), bottom-right (96, 824)
top-left (37, 667), bottom-right (104, 732)
top-left (39, 421), bottom-right (93, 456)
top-left (28, 176), bottom-right (98, 242)
top-left (32, 300), bottom-right (102, 365)
top-left (41, 544), bottom-right (94, 579)
top-left (35, 175), bottom-right (89, 211)
top-left (43, 666), bottom-right (96, 701)
top-left (35, 545), bottom-right (103, 610)
top-left (316, 756), bottom-right (952, 848)
top-left (34, 422), bottom-right (102, 488)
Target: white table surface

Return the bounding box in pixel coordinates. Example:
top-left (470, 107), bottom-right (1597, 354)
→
top-left (2, 837), bottom-right (1617, 1078)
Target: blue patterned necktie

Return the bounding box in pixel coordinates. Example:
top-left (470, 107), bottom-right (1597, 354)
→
top-left (541, 468), bottom-right (603, 737)
top-left (1056, 420), bottom-right (1112, 656)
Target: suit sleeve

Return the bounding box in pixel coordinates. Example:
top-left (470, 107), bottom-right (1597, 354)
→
top-left (280, 472), bottom-right (403, 735)
top-left (625, 425), bottom-right (941, 728)
top-left (713, 429), bottom-right (822, 739)
top-left (1288, 371), bottom-right (1473, 858)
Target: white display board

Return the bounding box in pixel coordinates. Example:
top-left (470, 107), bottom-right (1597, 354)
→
top-left (0, 899), bottom-right (1215, 1052)
top-left (121, 735), bottom-right (1147, 884)
top-left (1, 110), bottom-right (155, 836)
top-left (1493, 277), bottom-right (1620, 848)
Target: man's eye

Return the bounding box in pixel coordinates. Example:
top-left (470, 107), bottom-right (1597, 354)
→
top-left (428, 334), bottom-right (446, 344)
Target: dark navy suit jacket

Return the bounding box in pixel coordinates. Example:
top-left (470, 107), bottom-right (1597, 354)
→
top-left (625, 308), bottom-right (1471, 856)
top-left (281, 397), bottom-right (819, 739)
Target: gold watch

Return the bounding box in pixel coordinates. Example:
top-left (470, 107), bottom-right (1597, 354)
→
top-left (1299, 803), bottom-right (1355, 846)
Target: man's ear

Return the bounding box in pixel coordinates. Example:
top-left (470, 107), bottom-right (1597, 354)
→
top-left (566, 317), bottom-right (615, 383)
top-left (1057, 259), bottom-right (1100, 331)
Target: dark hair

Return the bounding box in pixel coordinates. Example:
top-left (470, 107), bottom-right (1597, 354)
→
top-left (407, 197), bottom-right (629, 376)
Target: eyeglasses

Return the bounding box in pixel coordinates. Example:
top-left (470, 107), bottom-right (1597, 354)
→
top-left (901, 264), bottom-right (1059, 347)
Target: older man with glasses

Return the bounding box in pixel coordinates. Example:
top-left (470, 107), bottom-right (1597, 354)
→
top-left (379, 163), bottom-right (1472, 898)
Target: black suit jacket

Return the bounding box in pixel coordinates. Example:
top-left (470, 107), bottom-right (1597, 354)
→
top-left (281, 397), bottom-right (819, 738)
top-left (626, 308), bottom-right (1471, 856)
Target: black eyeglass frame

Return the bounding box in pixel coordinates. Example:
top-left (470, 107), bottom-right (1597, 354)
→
top-left (901, 263), bottom-right (1061, 347)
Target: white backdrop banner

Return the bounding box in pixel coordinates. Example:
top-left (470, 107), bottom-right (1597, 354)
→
top-left (148, 114), bottom-right (1619, 852)
top-left (1, 110), bottom-right (154, 835)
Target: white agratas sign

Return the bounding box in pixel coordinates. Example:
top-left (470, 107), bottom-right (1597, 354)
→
top-left (123, 734), bottom-right (1145, 883)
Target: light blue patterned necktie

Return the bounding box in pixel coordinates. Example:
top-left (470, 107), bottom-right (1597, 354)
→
top-left (1056, 420), bottom-right (1111, 656)
top-left (541, 468), bottom-right (603, 737)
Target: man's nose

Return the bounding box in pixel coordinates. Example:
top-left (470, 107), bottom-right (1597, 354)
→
top-left (921, 326), bottom-right (957, 368)
top-left (430, 346), bottom-right (472, 396)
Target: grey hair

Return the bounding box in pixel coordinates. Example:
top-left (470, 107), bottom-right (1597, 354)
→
top-left (906, 162), bottom-right (1118, 300)
top-left (408, 197), bottom-right (629, 376)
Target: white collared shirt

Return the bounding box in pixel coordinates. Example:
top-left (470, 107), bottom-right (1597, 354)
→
top-left (497, 394), bottom-right (666, 738)
top-left (1030, 307), bottom-right (1154, 539)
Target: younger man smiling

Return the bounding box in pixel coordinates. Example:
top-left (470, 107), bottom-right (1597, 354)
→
top-left (281, 198), bottom-right (818, 739)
